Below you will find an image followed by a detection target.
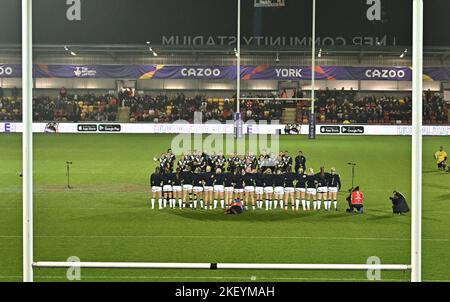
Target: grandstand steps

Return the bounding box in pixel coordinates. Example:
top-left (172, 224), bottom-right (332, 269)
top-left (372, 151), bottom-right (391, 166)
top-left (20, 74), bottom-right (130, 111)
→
top-left (282, 108), bottom-right (297, 124)
top-left (118, 107), bottom-right (131, 122)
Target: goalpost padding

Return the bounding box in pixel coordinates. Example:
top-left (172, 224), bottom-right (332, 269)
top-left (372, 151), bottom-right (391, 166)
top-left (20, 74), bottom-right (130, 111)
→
top-left (33, 262), bottom-right (410, 271)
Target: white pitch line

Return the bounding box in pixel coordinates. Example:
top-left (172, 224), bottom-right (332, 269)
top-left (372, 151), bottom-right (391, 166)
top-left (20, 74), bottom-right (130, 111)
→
top-left (0, 275), bottom-right (411, 282)
top-left (1, 234), bottom-right (450, 242)
top-left (0, 235), bottom-right (407, 240)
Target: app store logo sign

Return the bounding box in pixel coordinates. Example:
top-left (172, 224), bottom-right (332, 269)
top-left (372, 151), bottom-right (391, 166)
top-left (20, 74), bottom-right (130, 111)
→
top-left (342, 126), bottom-right (365, 134)
top-left (320, 126), bottom-right (340, 134)
top-left (319, 125), bottom-right (365, 135)
top-left (99, 124), bottom-right (121, 132)
top-left (77, 124), bottom-right (97, 132)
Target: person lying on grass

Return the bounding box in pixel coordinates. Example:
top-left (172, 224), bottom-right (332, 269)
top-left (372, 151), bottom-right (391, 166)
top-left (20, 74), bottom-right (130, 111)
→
top-left (225, 198), bottom-right (246, 215)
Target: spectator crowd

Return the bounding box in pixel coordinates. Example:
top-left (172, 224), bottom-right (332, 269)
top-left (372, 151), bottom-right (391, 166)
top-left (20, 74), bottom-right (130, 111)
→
top-left (0, 87), bottom-right (447, 125)
top-left (126, 92), bottom-right (284, 123)
top-left (301, 88), bottom-right (448, 124)
top-left (0, 91), bottom-right (119, 122)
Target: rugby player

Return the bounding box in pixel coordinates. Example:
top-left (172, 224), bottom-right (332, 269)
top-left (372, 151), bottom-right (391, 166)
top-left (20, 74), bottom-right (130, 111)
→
top-left (171, 168), bottom-right (183, 208)
top-left (181, 166), bottom-right (194, 208)
top-left (216, 152), bottom-right (227, 172)
top-left (263, 169), bottom-right (274, 210)
top-left (150, 167), bottom-right (162, 209)
top-left (283, 151), bottom-right (293, 172)
top-left (208, 152), bottom-right (217, 171)
top-left (167, 149), bottom-right (176, 171)
top-left (316, 167), bottom-right (330, 211)
top-left (213, 168), bottom-right (225, 209)
top-left (149, 149), bottom-right (345, 214)
top-left (192, 167), bottom-right (204, 209)
top-left (295, 168), bottom-right (307, 211)
top-left (257, 155), bottom-right (266, 173)
top-left (243, 169), bottom-right (256, 210)
top-left (223, 168), bottom-right (234, 206)
top-left (295, 151), bottom-right (307, 173)
top-left (435, 146), bottom-right (447, 170)
top-left (154, 153), bottom-right (168, 171)
top-left (203, 166), bottom-right (215, 209)
top-left (328, 167), bottom-right (342, 210)
top-left (228, 153), bottom-right (238, 173)
top-left (306, 168), bottom-right (317, 211)
top-left (233, 168), bottom-right (245, 201)
top-left (161, 168), bottom-right (174, 208)
top-left (273, 170), bottom-right (285, 209)
top-left (254, 169), bottom-right (265, 209)
top-left (284, 170), bottom-right (296, 210)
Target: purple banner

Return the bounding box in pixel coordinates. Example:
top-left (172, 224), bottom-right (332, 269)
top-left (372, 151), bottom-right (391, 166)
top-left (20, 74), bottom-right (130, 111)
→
top-left (1, 63), bottom-right (450, 81)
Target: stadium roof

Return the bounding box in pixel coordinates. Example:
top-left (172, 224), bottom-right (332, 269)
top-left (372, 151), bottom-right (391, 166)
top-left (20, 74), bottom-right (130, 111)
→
top-left (1, 44), bottom-right (449, 59)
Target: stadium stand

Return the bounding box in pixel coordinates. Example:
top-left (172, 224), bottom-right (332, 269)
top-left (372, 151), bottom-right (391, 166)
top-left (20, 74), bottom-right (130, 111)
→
top-left (0, 93), bottom-right (119, 122)
top-left (0, 90), bottom-right (447, 125)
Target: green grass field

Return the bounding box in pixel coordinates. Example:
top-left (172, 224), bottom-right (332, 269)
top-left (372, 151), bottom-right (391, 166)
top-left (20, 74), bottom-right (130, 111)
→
top-left (1, 133), bottom-right (449, 282)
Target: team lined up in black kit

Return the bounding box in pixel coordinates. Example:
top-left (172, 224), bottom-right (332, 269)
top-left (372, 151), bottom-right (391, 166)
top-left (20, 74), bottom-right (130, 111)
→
top-left (150, 149), bottom-right (342, 212)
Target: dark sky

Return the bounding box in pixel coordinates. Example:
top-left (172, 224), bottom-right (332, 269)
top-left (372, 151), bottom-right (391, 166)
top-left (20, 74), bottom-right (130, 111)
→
top-left (0, 0), bottom-right (449, 46)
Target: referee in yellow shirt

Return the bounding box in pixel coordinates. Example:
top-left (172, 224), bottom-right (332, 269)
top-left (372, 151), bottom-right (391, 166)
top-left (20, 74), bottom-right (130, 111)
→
top-left (435, 146), bottom-right (447, 170)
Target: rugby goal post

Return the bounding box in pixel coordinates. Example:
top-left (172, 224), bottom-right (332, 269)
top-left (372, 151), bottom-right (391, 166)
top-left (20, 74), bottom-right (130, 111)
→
top-left (34, 262), bottom-right (410, 271)
top-left (22, 0), bottom-right (422, 282)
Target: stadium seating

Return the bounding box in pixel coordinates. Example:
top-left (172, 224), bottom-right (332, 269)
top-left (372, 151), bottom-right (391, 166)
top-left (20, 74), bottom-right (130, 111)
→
top-left (0, 91), bottom-right (447, 125)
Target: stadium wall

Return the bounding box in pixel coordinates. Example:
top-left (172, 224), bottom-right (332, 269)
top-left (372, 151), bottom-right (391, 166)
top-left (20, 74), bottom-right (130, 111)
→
top-left (0, 78), bottom-right (442, 96)
top-left (1, 122), bottom-right (449, 136)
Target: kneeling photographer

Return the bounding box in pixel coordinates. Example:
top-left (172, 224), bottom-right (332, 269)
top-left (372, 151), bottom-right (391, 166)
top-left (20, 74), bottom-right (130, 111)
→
top-left (390, 191), bottom-right (410, 214)
top-left (346, 186), bottom-right (364, 214)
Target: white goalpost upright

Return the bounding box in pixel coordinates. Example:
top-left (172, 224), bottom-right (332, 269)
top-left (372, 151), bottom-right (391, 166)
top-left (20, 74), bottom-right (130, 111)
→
top-left (310, 0), bottom-right (316, 125)
top-left (236, 0), bottom-right (241, 115)
top-left (23, 0), bottom-right (423, 282)
top-left (411, 0), bottom-right (423, 282)
top-left (22, 0), bottom-right (34, 283)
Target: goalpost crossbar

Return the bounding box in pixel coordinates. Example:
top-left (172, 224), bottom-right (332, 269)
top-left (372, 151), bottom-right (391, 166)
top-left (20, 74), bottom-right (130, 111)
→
top-left (33, 261), bottom-right (411, 271)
